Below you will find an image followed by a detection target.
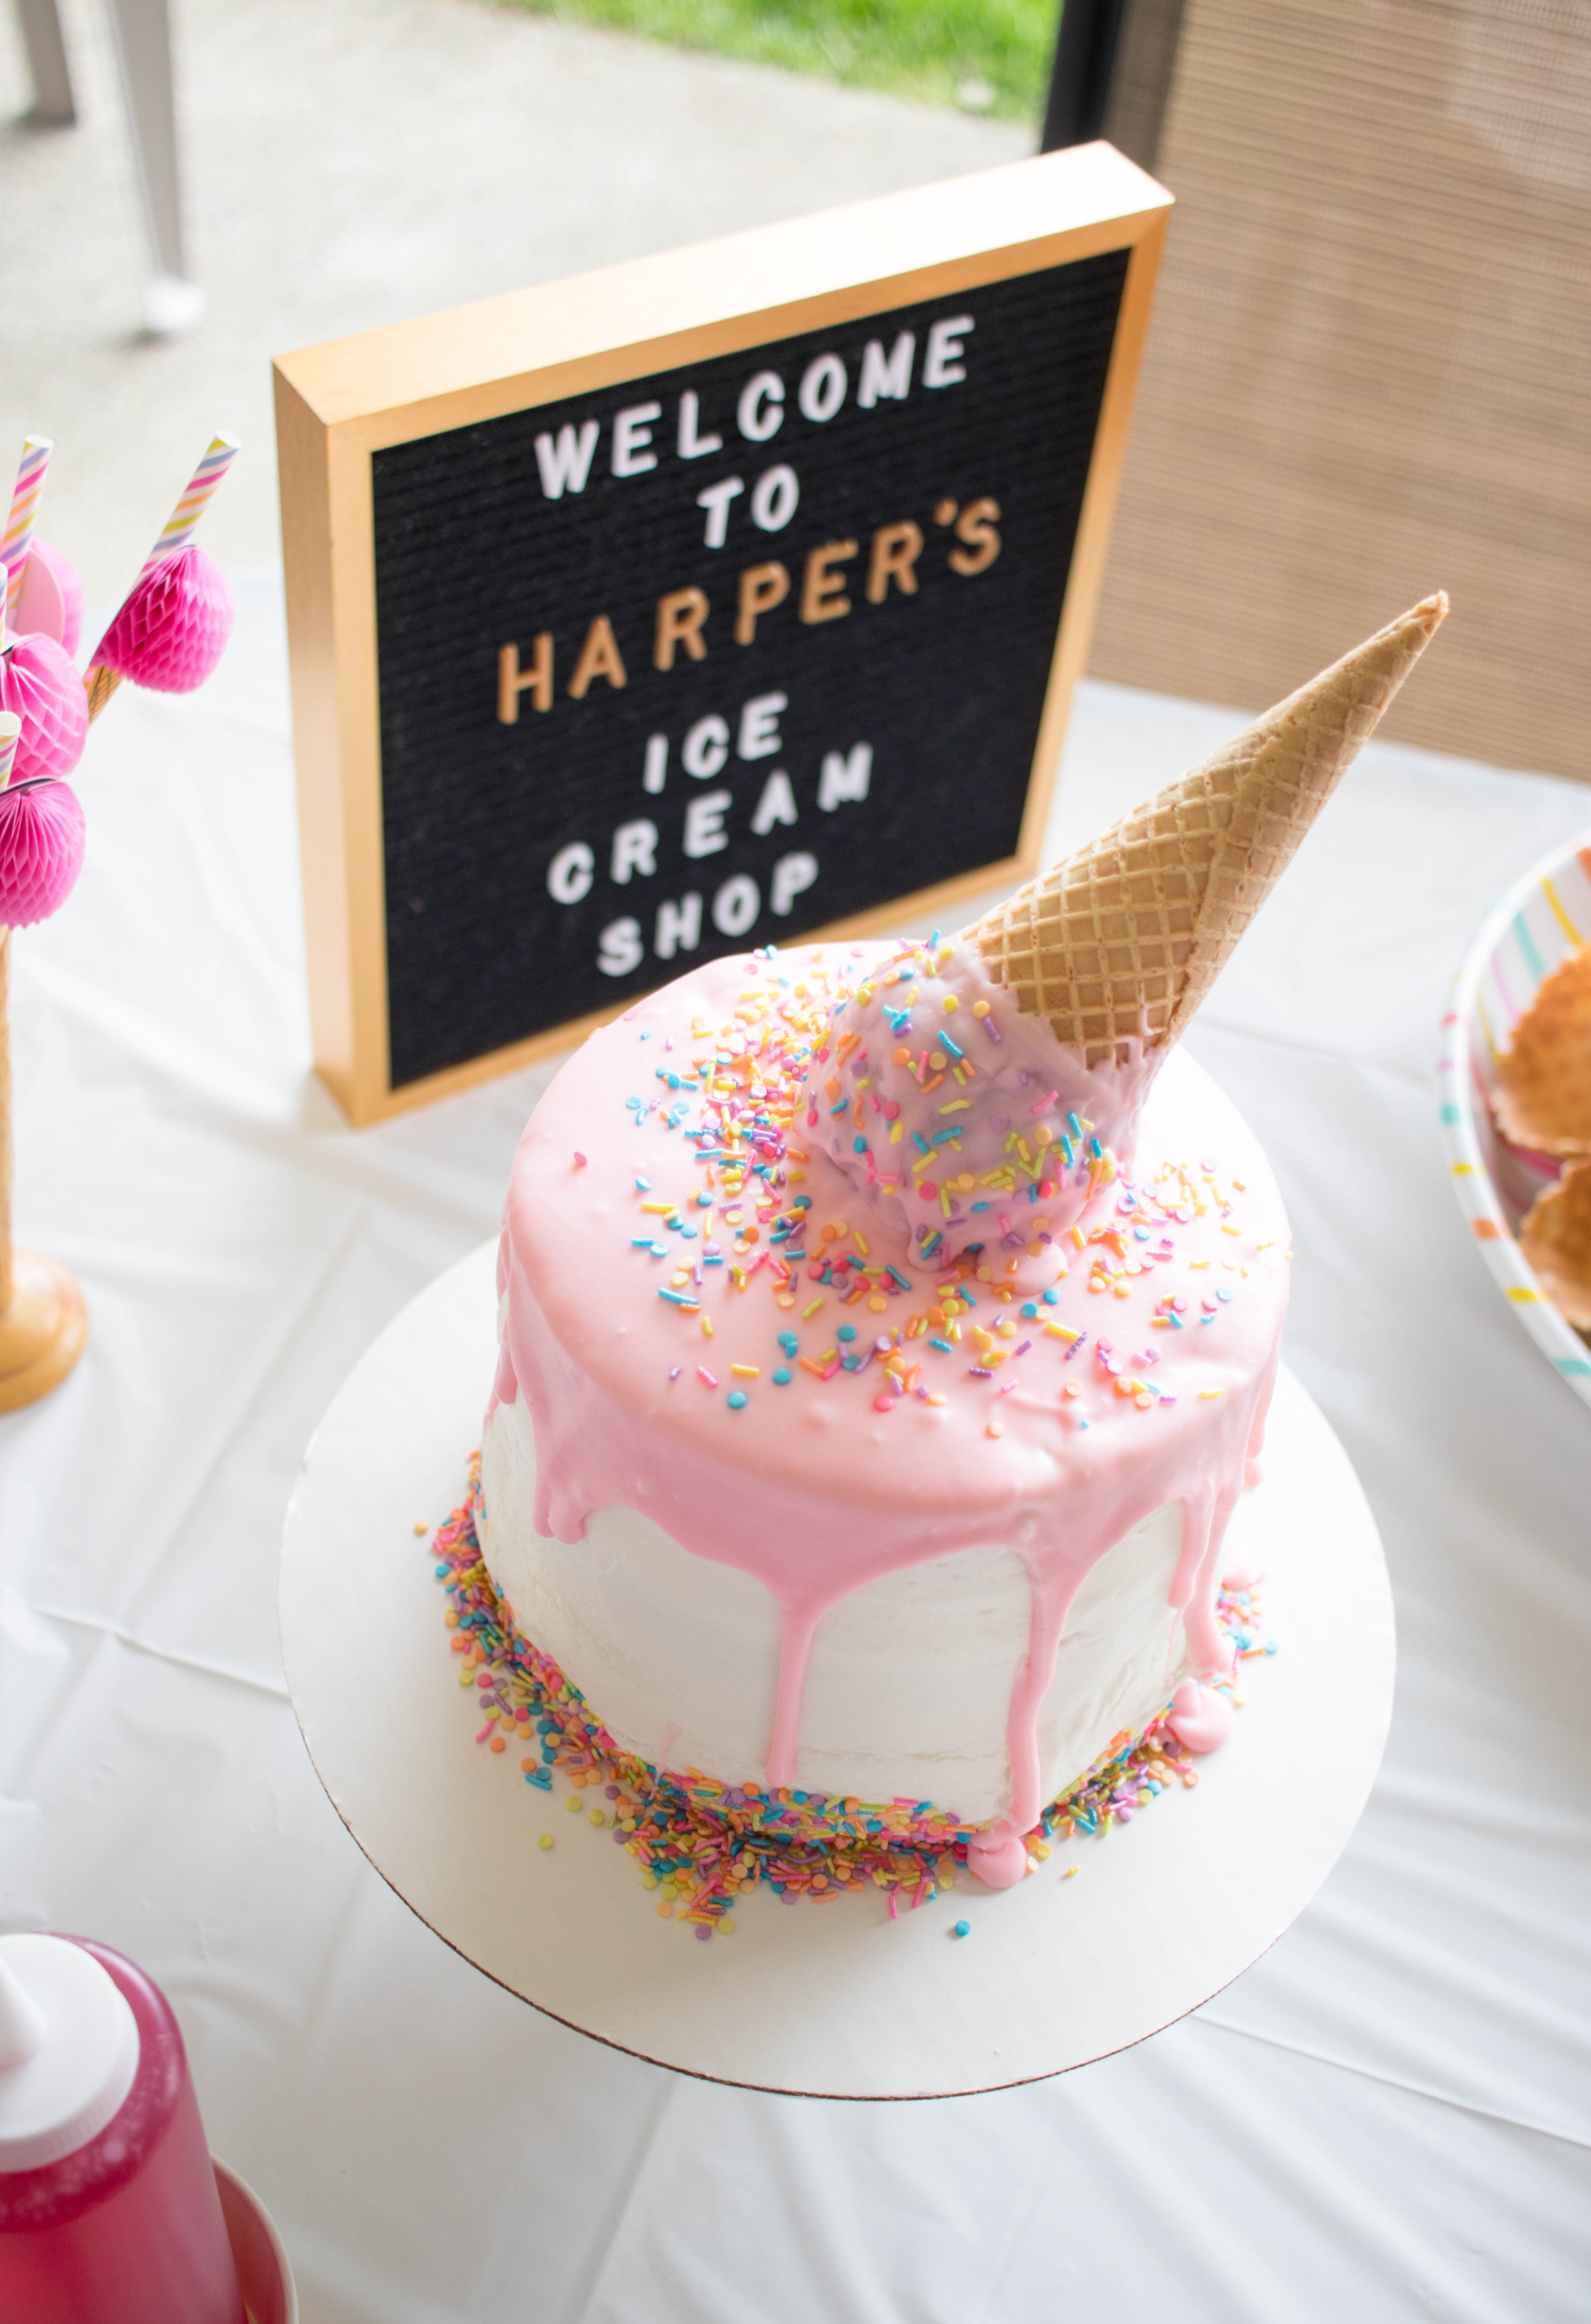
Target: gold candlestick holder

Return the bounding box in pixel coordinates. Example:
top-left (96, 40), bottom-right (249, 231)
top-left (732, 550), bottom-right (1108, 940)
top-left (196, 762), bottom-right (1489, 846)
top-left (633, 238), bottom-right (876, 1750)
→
top-left (0, 929), bottom-right (88, 1411)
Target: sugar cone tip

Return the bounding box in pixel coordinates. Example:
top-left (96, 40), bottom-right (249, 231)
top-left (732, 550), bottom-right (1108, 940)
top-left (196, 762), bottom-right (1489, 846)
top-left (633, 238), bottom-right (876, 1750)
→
top-left (967, 594), bottom-right (1448, 1062)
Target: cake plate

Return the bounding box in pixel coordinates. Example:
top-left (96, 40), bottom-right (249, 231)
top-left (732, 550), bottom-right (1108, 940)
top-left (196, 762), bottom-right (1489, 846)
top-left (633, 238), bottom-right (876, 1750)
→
top-left (280, 1242), bottom-right (1394, 2101)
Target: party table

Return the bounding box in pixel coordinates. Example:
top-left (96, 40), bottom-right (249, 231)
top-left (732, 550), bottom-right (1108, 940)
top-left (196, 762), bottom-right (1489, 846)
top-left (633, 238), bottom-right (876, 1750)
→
top-left (2, 575), bottom-right (1587, 2321)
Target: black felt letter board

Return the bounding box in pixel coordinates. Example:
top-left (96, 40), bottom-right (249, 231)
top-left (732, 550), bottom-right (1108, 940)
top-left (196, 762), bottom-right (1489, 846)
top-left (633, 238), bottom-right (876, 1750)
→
top-left (372, 250), bottom-right (1129, 1090)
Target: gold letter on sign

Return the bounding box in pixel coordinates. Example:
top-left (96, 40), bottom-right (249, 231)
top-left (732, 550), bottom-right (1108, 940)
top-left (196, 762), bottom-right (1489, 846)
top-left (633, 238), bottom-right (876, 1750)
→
top-left (949, 498), bottom-right (1001, 577)
top-left (654, 587), bottom-right (710, 671)
top-left (867, 520), bottom-right (924, 604)
top-left (736, 561), bottom-right (790, 646)
top-left (568, 615), bottom-right (629, 699)
top-left (800, 541), bottom-right (857, 626)
top-left (497, 633), bottom-right (554, 722)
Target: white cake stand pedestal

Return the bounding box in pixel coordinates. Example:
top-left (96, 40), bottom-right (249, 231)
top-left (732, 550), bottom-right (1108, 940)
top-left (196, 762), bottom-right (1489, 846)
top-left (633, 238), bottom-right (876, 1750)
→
top-left (280, 1243), bottom-right (1394, 2101)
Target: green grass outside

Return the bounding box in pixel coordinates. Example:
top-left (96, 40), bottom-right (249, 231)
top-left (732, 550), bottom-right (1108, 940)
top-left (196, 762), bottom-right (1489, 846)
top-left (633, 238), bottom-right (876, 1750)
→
top-left (491, 0), bottom-right (1057, 122)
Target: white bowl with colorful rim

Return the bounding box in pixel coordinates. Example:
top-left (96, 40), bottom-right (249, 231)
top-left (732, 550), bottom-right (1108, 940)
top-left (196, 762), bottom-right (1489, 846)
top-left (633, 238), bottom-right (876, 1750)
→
top-left (1439, 830), bottom-right (1591, 1407)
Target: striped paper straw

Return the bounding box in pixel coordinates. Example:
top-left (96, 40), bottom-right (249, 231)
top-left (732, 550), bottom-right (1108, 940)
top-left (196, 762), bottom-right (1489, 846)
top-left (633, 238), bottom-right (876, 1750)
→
top-left (85, 430), bottom-right (241, 699)
top-left (3, 437), bottom-right (53, 622)
top-left (0, 712), bottom-right (22, 788)
top-left (139, 433), bottom-right (240, 578)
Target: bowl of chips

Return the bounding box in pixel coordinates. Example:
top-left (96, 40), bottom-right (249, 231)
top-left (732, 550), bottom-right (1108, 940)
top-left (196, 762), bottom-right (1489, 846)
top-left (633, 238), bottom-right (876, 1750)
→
top-left (1440, 832), bottom-right (1591, 1407)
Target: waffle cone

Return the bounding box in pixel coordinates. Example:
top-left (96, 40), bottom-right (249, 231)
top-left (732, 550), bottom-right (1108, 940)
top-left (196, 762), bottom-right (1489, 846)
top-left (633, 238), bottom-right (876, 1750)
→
top-left (1492, 945), bottom-right (1591, 1158)
top-left (968, 594), bottom-right (1448, 1064)
top-left (1520, 1160), bottom-right (1591, 1332)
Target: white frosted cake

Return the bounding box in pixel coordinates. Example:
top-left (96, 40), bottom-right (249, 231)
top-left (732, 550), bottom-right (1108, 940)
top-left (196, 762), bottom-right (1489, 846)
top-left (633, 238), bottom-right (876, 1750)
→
top-left (462, 597), bottom-right (1443, 1900)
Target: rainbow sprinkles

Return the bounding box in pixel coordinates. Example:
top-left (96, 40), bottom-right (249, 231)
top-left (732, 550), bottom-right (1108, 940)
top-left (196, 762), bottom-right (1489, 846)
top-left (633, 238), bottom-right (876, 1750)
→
top-left (431, 1464), bottom-right (1275, 1940)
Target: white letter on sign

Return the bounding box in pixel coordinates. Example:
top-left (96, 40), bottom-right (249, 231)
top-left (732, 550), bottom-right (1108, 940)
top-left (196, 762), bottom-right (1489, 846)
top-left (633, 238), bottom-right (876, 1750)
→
top-left (750, 771), bottom-right (798, 835)
top-left (677, 390), bottom-right (723, 460)
top-left (798, 353), bottom-right (847, 423)
top-left (696, 475), bottom-right (745, 550)
top-left (612, 402), bottom-right (662, 477)
top-left (534, 421), bottom-right (599, 500)
top-left (682, 715), bottom-right (730, 778)
top-left (598, 918), bottom-right (643, 977)
top-left (737, 372), bottom-right (785, 443)
top-left (684, 791), bottom-right (731, 860)
top-left (712, 875), bottom-right (760, 937)
top-left (750, 465), bottom-right (799, 533)
top-left (771, 853), bottom-right (818, 915)
top-left (655, 894), bottom-right (702, 959)
top-left (924, 315), bottom-right (973, 388)
top-left (738, 692), bottom-right (787, 760)
top-left (610, 820), bottom-right (658, 885)
top-left (857, 334), bottom-right (914, 408)
top-left (818, 743), bottom-right (872, 810)
top-left (548, 841), bottom-right (595, 904)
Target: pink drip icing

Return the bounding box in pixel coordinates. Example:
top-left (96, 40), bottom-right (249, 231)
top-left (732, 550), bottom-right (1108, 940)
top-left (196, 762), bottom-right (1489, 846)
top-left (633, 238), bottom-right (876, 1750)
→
top-left (1166, 1677), bottom-right (1234, 1754)
top-left (485, 1334), bottom-right (518, 1433)
top-left (765, 1606), bottom-right (822, 1789)
top-left (492, 949), bottom-right (1291, 1853)
top-left (966, 1827), bottom-right (1030, 1888)
top-left (483, 1226), bottom-right (517, 1429)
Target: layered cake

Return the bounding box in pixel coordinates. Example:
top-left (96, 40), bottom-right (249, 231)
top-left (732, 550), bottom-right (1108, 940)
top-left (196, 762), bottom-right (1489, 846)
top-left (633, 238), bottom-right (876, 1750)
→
top-left (452, 596), bottom-right (1444, 1913)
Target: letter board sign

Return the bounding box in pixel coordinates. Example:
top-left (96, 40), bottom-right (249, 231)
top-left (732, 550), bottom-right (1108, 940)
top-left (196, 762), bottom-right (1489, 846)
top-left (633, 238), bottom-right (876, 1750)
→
top-left (275, 144), bottom-right (1170, 1124)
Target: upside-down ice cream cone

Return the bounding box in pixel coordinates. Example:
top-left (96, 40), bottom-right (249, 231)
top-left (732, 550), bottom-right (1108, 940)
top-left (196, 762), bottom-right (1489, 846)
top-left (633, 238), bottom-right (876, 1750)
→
top-left (968, 595), bottom-right (1449, 1065)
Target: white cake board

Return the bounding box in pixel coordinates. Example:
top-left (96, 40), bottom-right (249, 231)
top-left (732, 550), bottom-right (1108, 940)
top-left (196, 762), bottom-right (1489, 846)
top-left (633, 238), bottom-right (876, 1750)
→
top-left (280, 1242), bottom-right (1394, 2101)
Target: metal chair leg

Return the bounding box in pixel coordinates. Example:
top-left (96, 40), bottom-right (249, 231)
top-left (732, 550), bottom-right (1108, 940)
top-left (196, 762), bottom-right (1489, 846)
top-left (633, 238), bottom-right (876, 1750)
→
top-left (16, 0), bottom-right (76, 124)
top-left (101, 0), bottom-right (203, 334)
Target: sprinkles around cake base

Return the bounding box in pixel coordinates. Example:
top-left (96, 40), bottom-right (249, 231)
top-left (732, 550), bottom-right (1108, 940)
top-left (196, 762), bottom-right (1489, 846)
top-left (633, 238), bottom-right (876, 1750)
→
top-left (429, 1463), bottom-right (1276, 1940)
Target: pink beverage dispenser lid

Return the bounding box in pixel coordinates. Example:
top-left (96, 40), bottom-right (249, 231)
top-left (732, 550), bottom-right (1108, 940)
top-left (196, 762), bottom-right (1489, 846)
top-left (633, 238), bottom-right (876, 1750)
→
top-left (0, 1935), bottom-right (141, 2172)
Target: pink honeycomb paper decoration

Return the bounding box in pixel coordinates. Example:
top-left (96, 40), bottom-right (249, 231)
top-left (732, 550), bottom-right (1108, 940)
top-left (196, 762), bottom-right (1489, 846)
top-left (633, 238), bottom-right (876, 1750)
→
top-left (0, 774), bottom-right (86, 925)
top-left (96, 544), bottom-right (233, 692)
top-left (15, 537), bottom-right (84, 656)
top-left (0, 631), bottom-right (88, 782)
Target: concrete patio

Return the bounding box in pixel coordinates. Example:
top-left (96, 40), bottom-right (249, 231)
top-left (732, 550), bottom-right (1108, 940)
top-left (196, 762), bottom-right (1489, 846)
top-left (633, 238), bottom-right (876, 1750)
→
top-left (0, 0), bottom-right (1027, 610)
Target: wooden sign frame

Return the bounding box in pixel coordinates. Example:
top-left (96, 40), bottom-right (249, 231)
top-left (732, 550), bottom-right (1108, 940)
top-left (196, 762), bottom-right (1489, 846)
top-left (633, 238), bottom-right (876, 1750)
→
top-left (275, 142), bottom-right (1170, 1126)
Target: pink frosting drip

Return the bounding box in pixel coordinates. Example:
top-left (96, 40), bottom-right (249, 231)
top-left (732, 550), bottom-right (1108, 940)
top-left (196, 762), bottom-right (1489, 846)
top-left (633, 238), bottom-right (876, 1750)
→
top-left (490, 948), bottom-right (1291, 1886)
top-left (96, 546), bottom-right (233, 692)
top-left (1166, 1678), bottom-right (1235, 1754)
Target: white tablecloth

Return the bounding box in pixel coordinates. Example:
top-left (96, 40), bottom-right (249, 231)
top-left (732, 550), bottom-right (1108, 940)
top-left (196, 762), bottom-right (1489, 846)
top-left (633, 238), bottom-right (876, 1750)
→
top-left (3, 575), bottom-right (1588, 2321)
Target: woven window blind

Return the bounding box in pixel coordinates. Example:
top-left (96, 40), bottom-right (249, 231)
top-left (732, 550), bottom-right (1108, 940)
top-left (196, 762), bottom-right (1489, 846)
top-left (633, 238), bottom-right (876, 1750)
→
top-left (1089, 0), bottom-right (1591, 781)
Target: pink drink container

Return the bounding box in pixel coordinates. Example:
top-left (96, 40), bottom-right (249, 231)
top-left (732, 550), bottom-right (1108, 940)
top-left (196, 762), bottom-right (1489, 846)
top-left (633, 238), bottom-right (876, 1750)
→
top-left (0, 1934), bottom-right (246, 2324)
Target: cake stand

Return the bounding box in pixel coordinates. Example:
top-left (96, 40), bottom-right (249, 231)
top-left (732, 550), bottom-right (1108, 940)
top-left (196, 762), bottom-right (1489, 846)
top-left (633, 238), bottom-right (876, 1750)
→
top-left (280, 1242), bottom-right (1394, 2101)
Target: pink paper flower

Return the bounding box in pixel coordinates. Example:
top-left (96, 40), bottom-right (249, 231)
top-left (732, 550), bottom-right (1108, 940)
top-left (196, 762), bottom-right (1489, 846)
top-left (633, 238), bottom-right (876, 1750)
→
top-left (0, 632), bottom-right (88, 782)
top-left (95, 544), bottom-right (233, 693)
top-left (0, 774), bottom-right (85, 924)
top-left (14, 537), bottom-right (84, 657)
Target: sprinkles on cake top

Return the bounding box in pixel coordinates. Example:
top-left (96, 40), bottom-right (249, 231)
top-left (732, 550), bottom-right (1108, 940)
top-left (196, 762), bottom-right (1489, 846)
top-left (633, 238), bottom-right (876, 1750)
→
top-left (599, 933), bottom-right (1260, 1438)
